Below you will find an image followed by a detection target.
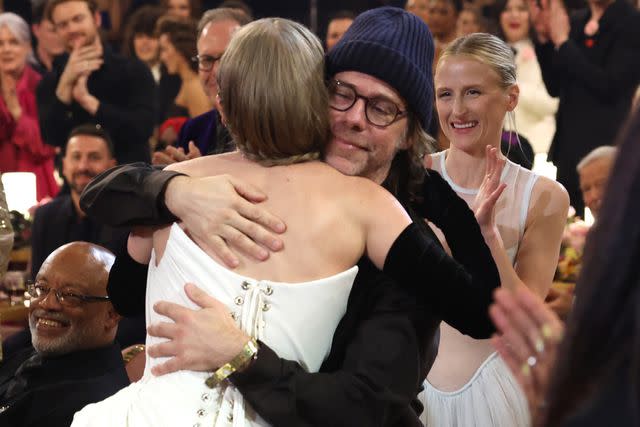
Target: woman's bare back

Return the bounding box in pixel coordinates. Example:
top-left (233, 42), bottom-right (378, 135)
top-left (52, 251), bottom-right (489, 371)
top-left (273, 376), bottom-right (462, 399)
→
top-left (153, 151), bottom-right (407, 283)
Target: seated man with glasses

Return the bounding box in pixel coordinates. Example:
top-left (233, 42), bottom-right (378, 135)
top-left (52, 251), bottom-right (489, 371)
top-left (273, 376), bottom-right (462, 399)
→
top-left (0, 242), bottom-right (128, 427)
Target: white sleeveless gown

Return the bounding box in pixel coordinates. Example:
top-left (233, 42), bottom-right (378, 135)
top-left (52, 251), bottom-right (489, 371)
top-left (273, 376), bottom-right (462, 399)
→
top-left (72, 223), bottom-right (357, 426)
top-left (420, 151), bottom-right (538, 427)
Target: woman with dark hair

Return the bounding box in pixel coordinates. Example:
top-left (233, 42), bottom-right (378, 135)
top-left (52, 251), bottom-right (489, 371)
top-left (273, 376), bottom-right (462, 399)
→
top-left (155, 16), bottom-right (210, 145)
top-left (494, 0), bottom-right (558, 155)
top-left (492, 107), bottom-right (640, 426)
top-left (122, 5), bottom-right (165, 81)
top-left (123, 6), bottom-right (181, 133)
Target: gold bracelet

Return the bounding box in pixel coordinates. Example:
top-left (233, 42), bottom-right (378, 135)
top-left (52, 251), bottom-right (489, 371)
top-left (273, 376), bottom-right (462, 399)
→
top-left (205, 338), bottom-right (259, 388)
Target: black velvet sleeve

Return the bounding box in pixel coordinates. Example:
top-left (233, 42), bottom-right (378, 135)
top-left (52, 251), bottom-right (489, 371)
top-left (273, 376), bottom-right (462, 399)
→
top-left (79, 163), bottom-right (185, 227)
top-left (383, 223), bottom-right (499, 338)
top-left (107, 238), bottom-right (148, 317)
top-left (418, 169), bottom-right (494, 283)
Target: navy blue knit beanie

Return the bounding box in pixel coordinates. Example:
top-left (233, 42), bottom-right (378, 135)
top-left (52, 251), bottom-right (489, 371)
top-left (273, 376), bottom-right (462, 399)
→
top-left (326, 7), bottom-right (435, 130)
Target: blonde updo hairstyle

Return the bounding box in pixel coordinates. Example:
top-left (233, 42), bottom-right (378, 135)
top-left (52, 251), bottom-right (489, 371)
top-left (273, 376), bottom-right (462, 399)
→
top-left (217, 18), bottom-right (329, 166)
top-left (438, 33), bottom-right (519, 134)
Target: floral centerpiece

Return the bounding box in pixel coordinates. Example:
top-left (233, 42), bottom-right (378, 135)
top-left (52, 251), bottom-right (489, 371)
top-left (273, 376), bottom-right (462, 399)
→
top-left (555, 207), bottom-right (592, 283)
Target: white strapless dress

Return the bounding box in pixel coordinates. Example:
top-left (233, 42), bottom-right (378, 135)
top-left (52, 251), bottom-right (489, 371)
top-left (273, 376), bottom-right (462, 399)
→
top-left (72, 223), bottom-right (357, 426)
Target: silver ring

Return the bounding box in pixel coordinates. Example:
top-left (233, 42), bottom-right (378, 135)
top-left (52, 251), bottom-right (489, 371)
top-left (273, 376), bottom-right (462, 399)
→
top-left (527, 355), bottom-right (537, 367)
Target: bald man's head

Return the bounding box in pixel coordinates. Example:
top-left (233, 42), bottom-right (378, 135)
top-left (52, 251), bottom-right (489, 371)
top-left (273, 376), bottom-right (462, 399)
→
top-left (29, 242), bottom-right (120, 357)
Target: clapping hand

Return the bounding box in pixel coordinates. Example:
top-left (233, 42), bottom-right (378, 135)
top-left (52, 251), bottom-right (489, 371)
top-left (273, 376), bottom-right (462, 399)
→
top-left (57, 38), bottom-right (103, 105)
top-left (473, 146), bottom-right (506, 239)
top-left (152, 142), bottom-right (203, 165)
top-left (549, 0), bottom-right (570, 48)
top-left (528, 0), bottom-right (551, 43)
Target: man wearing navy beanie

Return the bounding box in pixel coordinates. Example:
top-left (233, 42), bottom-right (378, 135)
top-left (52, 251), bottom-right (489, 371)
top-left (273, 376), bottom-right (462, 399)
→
top-left (79, 7), bottom-right (500, 426)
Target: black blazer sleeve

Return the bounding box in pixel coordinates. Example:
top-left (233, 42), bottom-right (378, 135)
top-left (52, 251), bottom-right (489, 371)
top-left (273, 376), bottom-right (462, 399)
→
top-left (80, 163), bottom-right (184, 227)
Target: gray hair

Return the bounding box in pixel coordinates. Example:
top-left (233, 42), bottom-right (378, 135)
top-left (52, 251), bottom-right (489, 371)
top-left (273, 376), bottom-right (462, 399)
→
top-left (0, 13), bottom-right (36, 65)
top-left (576, 146), bottom-right (618, 172)
top-left (197, 7), bottom-right (251, 39)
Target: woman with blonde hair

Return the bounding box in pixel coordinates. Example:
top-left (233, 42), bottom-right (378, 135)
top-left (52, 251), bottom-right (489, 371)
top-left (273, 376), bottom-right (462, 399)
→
top-left (72, 17), bottom-right (505, 427)
top-left (423, 33), bottom-right (569, 426)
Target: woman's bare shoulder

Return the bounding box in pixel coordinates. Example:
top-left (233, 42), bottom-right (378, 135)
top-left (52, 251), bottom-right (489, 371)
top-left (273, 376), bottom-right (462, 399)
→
top-left (529, 175), bottom-right (570, 219)
top-left (164, 152), bottom-right (244, 176)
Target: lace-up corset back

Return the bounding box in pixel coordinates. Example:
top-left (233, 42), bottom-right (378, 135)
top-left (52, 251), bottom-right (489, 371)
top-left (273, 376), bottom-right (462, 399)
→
top-left (145, 223), bottom-right (357, 375)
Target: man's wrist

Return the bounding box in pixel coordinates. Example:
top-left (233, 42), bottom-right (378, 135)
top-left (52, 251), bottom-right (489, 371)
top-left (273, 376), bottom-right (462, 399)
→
top-left (164, 175), bottom-right (189, 219)
top-left (205, 337), bottom-right (259, 388)
top-left (56, 85), bottom-right (72, 105)
top-left (553, 37), bottom-right (568, 50)
top-left (79, 95), bottom-right (99, 115)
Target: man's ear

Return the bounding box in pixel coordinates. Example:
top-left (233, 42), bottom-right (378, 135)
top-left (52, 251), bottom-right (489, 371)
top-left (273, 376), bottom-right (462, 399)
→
top-left (399, 123), bottom-right (415, 150)
top-left (105, 304), bottom-right (121, 331)
top-left (94, 11), bottom-right (102, 29)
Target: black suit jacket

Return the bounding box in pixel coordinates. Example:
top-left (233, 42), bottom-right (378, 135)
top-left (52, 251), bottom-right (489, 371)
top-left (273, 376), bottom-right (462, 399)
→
top-left (36, 45), bottom-right (156, 164)
top-left (30, 194), bottom-right (129, 279)
top-left (535, 0), bottom-right (640, 214)
top-left (0, 344), bottom-right (129, 427)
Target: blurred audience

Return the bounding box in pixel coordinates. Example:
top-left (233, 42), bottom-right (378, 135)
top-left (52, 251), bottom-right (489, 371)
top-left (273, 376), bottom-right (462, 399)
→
top-left (496, 0), bottom-right (558, 155)
top-left (0, 12), bottom-right (58, 201)
top-left (218, 0), bottom-right (253, 20)
top-left (532, 0), bottom-right (640, 216)
top-left (0, 242), bottom-right (127, 427)
top-left (545, 147), bottom-right (615, 321)
top-left (492, 107), bottom-right (640, 427)
top-left (160, 0), bottom-right (201, 20)
top-left (577, 145), bottom-right (616, 220)
top-left (36, 0), bottom-right (156, 165)
top-left (152, 7), bottom-right (249, 165)
top-left (30, 0), bottom-right (65, 75)
top-left (406, 0), bottom-right (431, 24)
top-left (155, 15), bottom-right (210, 148)
top-left (29, 123), bottom-right (126, 280)
top-left (429, 0), bottom-right (462, 52)
top-left (121, 5), bottom-right (181, 131)
top-left (456, 5), bottom-right (487, 36)
top-left (325, 10), bottom-right (355, 51)
top-left (96, 0), bottom-right (124, 48)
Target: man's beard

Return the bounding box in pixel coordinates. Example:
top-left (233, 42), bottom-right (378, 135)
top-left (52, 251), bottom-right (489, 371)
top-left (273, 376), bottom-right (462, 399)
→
top-left (29, 309), bottom-right (102, 357)
top-left (69, 171), bottom-right (96, 195)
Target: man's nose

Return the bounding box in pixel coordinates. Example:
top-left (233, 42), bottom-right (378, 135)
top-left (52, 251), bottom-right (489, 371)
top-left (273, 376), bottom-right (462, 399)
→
top-left (343, 98), bottom-right (367, 129)
top-left (37, 290), bottom-right (62, 310)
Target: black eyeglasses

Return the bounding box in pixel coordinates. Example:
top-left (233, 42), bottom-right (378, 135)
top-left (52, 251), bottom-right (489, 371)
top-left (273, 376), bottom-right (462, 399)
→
top-left (27, 281), bottom-right (110, 307)
top-left (328, 80), bottom-right (407, 128)
top-left (191, 54), bottom-right (222, 71)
